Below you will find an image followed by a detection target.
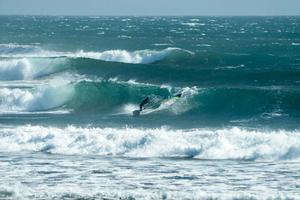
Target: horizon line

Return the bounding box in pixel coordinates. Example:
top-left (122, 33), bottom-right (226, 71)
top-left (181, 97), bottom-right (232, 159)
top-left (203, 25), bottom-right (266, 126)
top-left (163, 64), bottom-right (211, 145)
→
top-left (0, 14), bottom-right (300, 17)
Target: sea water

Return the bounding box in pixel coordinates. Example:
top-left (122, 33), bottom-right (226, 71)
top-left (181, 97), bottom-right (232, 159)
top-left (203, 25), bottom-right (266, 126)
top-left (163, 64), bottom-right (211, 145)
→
top-left (0, 16), bottom-right (300, 199)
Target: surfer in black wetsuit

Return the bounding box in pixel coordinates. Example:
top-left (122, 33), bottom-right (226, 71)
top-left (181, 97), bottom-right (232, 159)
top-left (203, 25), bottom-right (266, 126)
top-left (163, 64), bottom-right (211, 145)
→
top-left (174, 93), bottom-right (182, 98)
top-left (139, 93), bottom-right (182, 111)
top-left (139, 97), bottom-right (149, 111)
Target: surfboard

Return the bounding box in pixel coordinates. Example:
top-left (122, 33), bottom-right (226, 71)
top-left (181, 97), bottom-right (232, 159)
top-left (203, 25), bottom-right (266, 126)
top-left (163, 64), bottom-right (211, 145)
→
top-left (133, 108), bottom-right (154, 116)
top-left (132, 110), bottom-right (141, 117)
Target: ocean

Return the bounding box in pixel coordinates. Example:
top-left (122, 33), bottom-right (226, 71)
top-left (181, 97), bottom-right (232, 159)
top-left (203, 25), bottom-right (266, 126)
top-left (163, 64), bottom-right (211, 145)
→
top-left (0, 16), bottom-right (300, 199)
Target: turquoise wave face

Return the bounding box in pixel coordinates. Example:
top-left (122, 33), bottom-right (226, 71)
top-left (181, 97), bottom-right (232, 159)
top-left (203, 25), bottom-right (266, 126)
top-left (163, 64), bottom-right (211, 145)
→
top-left (0, 16), bottom-right (300, 128)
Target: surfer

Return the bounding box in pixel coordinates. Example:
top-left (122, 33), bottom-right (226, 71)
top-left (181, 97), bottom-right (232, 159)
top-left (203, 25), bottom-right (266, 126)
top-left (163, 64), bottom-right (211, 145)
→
top-left (174, 93), bottom-right (182, 98)
top-left (139, 93), bottom-right (182, 111)
top-left (132, 97), bottom-right (150, 117)
top-left (139, 97), bottom-right (150, 111)
top-left (133, 93), bottom-right (182, 117)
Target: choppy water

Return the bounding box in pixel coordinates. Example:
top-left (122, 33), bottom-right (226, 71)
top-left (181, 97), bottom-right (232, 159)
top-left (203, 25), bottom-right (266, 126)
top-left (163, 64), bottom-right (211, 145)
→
top-left (0, 16), bottom-right (300, 199)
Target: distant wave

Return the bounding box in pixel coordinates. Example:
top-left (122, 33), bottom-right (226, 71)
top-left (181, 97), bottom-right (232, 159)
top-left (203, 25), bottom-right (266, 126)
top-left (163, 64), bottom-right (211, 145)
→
top-left (1, 125), bottom-right (300, 161)
top-left (0, 44), bottom-right (194, 64)
top-left (70, 48), bottom-right (193, 64)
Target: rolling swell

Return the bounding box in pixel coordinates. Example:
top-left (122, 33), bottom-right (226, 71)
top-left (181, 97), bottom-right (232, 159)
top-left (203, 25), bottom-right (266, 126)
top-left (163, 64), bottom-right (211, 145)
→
top-left (196, 87), bottom-right (300, 117)
top-left (70, 57), bottom-right (300, 87)
top-left (1, 56), bottom-right (300, 88)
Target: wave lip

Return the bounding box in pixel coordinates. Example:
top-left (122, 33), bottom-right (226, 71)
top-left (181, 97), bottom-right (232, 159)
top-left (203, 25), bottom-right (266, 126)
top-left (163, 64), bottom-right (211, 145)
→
top-left (1, 125), bottom-right (300, 161)
top-left (0, 78), bottom-right (74, 113)
top-left (0, 58), bottom-right (67, 81)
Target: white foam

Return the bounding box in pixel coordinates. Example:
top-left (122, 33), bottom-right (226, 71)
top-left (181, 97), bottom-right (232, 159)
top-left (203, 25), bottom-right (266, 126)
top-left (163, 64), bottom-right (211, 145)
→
top-left (196, 44), bottom-right (211, 47)
top-left (117, 103), bottom-right (139, 115)
top-left (152, 43), bottom-right (173, 46)
top-left (181, 22), bottom-right (205, 27)
top-left (0, 78), bottom-right (74, 112)
top-left (189, 18), bottom-right (200, 22)
top-left (0, 43), bottom-right (42, 55)
top-left (1, 183), bottom-right (297, 200)
top-left (0, 80), bottom-right (43, 88)
top-left (0, 125), bottom-right (299, 161)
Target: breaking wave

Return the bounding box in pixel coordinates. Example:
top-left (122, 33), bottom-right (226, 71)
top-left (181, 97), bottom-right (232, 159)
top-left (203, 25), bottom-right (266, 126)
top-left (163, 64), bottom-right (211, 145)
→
top-left (0, 78), bottom-right (197, 114)
top-left (71, 48), bottom-right (193, 64)
top-left (0, 125), bottom-right (300, 161)
top-left (0, 77), bottom-right (74, 113)
top-left (0, 58), bottom-right (67, 80)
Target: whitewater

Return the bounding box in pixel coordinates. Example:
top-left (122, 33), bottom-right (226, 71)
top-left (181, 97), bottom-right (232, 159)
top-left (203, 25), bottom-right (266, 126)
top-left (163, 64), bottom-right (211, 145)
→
top-left (0, 16), bottom-right (300, 199)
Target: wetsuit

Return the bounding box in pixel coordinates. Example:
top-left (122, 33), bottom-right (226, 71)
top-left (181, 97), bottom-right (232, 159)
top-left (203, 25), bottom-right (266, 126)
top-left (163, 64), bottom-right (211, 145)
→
top-left (174, 93), bottom-right (182, 98)
top-left (139, 97), bottom-right (149, 111)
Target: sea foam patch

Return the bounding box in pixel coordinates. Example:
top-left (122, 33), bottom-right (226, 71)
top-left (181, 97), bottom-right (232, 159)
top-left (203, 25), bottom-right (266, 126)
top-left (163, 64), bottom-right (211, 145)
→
top-left (0, 125), bottom-right (299, 161)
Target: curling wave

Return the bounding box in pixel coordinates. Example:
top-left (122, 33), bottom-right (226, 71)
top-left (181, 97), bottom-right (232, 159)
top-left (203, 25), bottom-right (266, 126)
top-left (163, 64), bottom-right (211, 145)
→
top-left (0, 77), bottom-right (299, 118)
top-left (0, 78), bottom-right (197, 115)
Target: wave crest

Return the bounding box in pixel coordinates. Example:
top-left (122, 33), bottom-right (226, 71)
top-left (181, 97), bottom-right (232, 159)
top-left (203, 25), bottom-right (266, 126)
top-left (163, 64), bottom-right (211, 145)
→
top-left (73, 48), bottom-right (189, 64)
